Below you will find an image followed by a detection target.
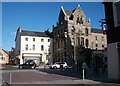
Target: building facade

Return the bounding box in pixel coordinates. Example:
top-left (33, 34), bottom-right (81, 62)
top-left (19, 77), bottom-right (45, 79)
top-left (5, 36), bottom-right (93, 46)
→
top-left (0, 48), bottom-right (9, 64)
top-left (15, 27), bottom-right (50, 64)
top-left (91, 28), bottom-right (107, 50)
top-left (52, 5), bottom-right (107, 66)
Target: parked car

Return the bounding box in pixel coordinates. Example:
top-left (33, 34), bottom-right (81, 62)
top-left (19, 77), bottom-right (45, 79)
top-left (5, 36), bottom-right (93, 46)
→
top-left (18, 60), bottom-right (37, 69)
top-left (49, 62), bottom-right (68, 69)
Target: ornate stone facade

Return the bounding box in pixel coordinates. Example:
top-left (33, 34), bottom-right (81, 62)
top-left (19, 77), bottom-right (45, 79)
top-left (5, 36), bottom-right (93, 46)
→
top-left (52, 5), bottom-right (107, 65)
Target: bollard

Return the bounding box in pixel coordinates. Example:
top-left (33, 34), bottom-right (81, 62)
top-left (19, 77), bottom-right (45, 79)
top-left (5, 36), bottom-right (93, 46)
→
top-left (82, 69), bottom-right (85, 80)
top-left (10, 73), bottom-right (11, 84)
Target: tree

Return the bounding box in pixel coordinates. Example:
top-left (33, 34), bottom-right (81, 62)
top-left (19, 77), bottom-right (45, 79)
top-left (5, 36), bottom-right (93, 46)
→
top-left (76, 45), bottom-right (85, 64)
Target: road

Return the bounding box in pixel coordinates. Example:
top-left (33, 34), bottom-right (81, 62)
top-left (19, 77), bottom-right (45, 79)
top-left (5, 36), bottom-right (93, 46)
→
top-left (0, 65), bottom-right (120, 86)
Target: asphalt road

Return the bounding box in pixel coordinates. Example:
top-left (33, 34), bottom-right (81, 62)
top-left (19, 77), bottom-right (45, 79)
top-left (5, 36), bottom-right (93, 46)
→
top-left (1, 65), bottom-right (79, 85)
top-left (0, 65), bottom-right (120, 86)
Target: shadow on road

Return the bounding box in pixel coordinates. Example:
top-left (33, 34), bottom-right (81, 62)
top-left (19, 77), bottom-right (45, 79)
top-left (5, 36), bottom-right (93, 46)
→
top-left (38, 67), bottom-right (110, 84)
top-left (39, 68), bottom-right (80, 79)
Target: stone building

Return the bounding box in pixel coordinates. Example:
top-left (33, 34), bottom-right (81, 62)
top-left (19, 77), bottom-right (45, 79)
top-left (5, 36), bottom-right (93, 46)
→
top-left (52, 4), bottom-right (107, 66)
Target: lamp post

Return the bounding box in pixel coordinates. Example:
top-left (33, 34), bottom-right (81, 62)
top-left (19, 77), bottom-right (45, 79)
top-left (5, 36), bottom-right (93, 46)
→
top-left (74, 32), bottom-right (77, 63)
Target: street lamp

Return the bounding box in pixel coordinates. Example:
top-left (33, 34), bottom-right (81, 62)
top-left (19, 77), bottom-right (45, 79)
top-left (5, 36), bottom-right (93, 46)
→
top-left (73, 32), bottom-right (77, 63)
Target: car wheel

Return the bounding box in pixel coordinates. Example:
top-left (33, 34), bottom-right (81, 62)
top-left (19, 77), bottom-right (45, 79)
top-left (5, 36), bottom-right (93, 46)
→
top-left (32, 65), bottom-right (36, 69)
top-left (19, 66), bottom-right (22, 69)
top-left (64, 66), bottom-right (67, 69)
top-left (31, 66), bottom-right (35, 69)
top-left (53, 66), bottom-right (57, 69)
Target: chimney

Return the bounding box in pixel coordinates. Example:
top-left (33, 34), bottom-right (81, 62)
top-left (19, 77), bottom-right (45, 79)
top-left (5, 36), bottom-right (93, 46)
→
top-left (77, 4), bottom-right (80, 7)
top-left (61, 6), bottom-right (64, 10)
top-left (18, 27), bottom-right (22, 32)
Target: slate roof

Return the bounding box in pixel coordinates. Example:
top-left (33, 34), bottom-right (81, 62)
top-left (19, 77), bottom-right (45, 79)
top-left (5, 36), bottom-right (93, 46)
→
top-left (91, 28), bottom-right (103, 33)
top-left (0, 48), bottom-right (9, 55)
top-left (19, 30), bottom-right (49, 37)
top-left (64, 10), bottom-right (72, 16)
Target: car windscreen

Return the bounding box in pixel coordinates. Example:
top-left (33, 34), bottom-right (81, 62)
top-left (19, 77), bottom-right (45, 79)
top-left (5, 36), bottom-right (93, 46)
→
top-left (58, 62), bottom-right (65, 64)
top-left (25, 60), bottom-right (33, 64)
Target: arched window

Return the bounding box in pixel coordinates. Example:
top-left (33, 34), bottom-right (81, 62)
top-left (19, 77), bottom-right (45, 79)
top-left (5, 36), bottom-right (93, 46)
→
top-left (76, 16), bottom-right (83, 24)
top-left (86, 39), bottom-right (89, 48)
top-left (85, 28), bottom-right (89, 36)
top-left (77, 16), bottom-right (79, 23)
top-left (81, 37), bottom-right (84, 46)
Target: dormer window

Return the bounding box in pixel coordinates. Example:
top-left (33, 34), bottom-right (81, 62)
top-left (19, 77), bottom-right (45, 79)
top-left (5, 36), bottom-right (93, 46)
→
top-left (77, 16), bottom-right (83, 24)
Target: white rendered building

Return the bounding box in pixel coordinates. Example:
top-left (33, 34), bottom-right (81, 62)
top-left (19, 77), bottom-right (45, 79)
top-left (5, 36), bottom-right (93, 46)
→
top-left (15, 27), bottom-right (50, 64)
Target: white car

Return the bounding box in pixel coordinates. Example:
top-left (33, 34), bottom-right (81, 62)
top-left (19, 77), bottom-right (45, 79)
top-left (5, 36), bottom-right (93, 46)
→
top-left (49, 62), bottom-right (68, 69)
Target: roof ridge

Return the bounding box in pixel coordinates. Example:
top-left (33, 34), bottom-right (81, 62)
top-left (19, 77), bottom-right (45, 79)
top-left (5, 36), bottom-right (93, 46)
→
top-left (22, 30), bottom-right (44, 33)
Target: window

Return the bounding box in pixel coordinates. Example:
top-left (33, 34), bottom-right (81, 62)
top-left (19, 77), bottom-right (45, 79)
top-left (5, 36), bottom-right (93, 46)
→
top-left (41, 45), bottom-right (44, 51)
top-left (76, 16), bottom-right (83, 24)
top-left (86, 39), bottom-right (89, 48)
top-left (101, 37), bottom-right (104, 41)
top-left (25, 37), bottom-right (28, 41)
top-left (85, 28), bottom-right (88, 36)
top-left (25, 44), bottom-right (28, 50)
top-left (33, 45), bottom-right (35, 51)
top-left (33, 38), bottom-right (35, 41)
top-left (96, 44), bottom-right (98, 47)
top-left (77, 16), bottom-right (80, 24)
top-left (69, 15), bottom-right (73, 20)
top-left (41, 39), bottom-right (44, 42)
top-left (95, 36), bottom-right (98, 40)
top-left (102, 45), bottom-right (104, 48)
top-left (96, 48), bottom-right (98, 50)
top-left (81, 37), bottom-right (84, 46)
top-left (0, 57), bottom-right (4, 60)
top-left (48, 39), bottom-right (50, 42)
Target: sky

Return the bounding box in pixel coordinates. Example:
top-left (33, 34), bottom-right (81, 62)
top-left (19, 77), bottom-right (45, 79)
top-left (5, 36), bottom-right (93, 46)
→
top-left (0, 2), bottom-right (2, 50)
top-left (2, 2), bottom-right (105, 51)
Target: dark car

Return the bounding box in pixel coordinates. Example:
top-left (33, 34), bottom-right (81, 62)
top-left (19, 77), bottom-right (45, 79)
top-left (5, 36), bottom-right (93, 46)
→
top-left (18, 60), bottom-right (37, 69)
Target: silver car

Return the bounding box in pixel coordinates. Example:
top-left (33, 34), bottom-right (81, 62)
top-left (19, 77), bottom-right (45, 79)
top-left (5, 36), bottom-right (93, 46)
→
top-left (49, 62), bottom-right (68, 69)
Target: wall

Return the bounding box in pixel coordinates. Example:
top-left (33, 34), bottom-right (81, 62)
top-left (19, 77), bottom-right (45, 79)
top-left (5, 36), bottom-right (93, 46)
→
top-left (90, 33), bottom-right (107, 50)
top-left (20, 36), bottom-right (50, 64)
top-left (108, 43), bottom-right (120, 80)
top-left (0, 48), bottom-right (9, 64)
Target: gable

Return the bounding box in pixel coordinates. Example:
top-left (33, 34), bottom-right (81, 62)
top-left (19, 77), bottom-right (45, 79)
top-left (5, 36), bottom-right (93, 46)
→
top-left (0, 48), bottom-right (9, 57)
top-left (58, 9), bottom-right (66, 24)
